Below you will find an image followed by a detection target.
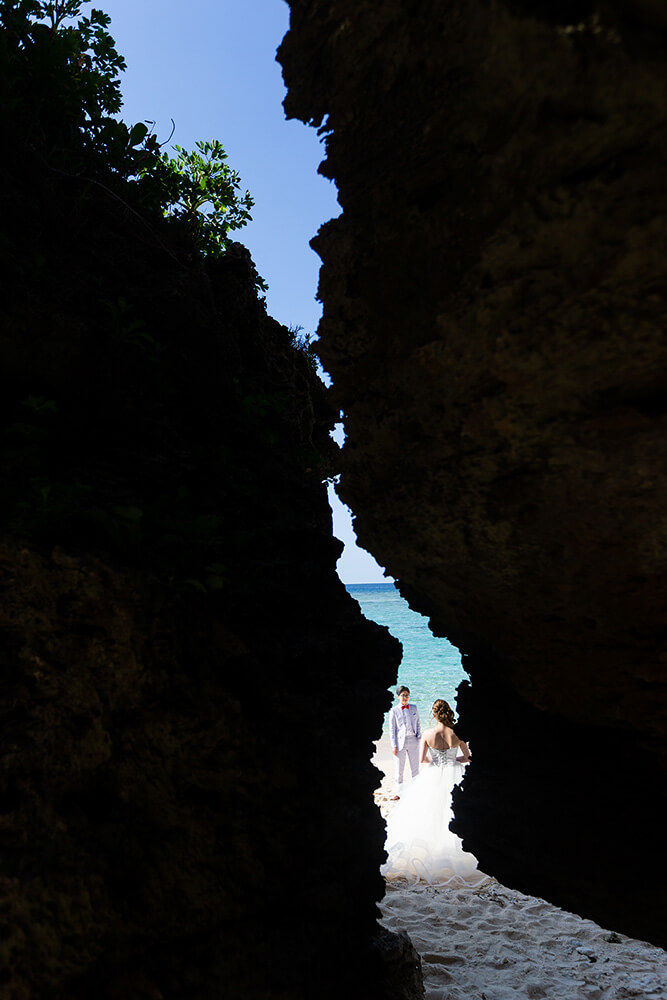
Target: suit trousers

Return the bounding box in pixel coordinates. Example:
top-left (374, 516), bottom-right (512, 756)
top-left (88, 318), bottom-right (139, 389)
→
top-left (394, 734), bottom-right (420, 793)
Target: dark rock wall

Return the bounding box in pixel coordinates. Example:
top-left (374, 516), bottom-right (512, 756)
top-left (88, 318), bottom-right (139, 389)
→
top-left (0, 159), bottom-right (412, 996)
top-left (279, 0), bottom-right (667, 946)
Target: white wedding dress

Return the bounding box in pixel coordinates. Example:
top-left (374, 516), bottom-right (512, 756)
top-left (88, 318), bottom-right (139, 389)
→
top-left (381, 745), bottom-right (488, 886)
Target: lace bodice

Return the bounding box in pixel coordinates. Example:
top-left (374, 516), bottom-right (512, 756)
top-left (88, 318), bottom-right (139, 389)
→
top-left (428, 745), bottom-right (460, 767)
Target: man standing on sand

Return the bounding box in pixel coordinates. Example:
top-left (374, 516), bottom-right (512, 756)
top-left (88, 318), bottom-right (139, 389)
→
top-left (389, 685), bottom-right (422, 800)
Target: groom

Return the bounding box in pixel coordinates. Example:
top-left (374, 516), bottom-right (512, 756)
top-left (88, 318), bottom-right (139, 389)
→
top-left (389, 685), bottom-right (422, 800)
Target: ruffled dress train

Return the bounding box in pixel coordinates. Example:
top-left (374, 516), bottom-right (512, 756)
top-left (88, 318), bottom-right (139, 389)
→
top-left (381, 746), bottom-right (488, 887)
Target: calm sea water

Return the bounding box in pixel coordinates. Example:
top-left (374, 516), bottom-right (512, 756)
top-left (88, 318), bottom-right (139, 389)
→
top-left (346, 583), bottom-right (468, 737)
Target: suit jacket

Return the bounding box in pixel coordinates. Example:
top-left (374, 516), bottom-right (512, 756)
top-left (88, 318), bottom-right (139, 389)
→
top-left (390, 703), bottom-right (422, 750)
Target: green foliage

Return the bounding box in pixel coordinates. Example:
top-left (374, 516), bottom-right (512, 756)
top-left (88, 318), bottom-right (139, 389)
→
top-left (288, 325), bottom-right (319, 373)
top-left (11, 477), bottom-right (94, 536)
top-left (102, 296), bottom-right (167, 363)
top-left (0, 0), bottom-right (257, 262)
top-left (22, 395), bottom-right (58, 415)
top-left (184, 563), bottom-right (226, 594)
top-left (0, 2), bottom-right (332, 595)
top-left (138, 140), bottom-right (255, 258)
top-left (0, 0), bottom-right (145, 177)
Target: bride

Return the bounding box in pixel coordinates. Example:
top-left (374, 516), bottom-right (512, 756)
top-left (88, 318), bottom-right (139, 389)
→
top-left (381, 698), bottom-right (487, 886)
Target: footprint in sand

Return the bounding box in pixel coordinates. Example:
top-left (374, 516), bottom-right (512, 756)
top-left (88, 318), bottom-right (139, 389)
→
top-left (420, 952), bottom-right (465, 965)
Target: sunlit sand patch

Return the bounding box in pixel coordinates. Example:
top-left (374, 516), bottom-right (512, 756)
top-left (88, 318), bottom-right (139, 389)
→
top-left (379, 880), bottom-right (666, 1000)
top-left (372, 738), bottom-right (666, 999)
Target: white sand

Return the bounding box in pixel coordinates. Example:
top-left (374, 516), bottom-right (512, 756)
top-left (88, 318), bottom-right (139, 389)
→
top-left (372, 738), bottom-right (667, 1000)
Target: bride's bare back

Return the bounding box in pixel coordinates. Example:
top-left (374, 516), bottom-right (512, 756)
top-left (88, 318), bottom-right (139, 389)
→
top-left (427, 723), bottom-right (460, 750)
top-left (420, 722), bottom-right (470, 764)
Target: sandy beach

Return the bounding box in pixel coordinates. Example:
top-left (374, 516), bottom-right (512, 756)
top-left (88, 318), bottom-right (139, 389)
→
top-left (372, 737), bottom-right (666, 999)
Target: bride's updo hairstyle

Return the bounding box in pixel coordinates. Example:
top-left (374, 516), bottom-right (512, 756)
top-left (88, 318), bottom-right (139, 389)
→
top-left (432, 699), bottom-right (456, 727)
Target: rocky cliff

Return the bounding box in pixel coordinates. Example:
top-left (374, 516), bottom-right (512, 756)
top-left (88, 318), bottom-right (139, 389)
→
top-left (279, 0), bottom-right (667, 946)
top-left (0, 143), bottom-right (421, 995)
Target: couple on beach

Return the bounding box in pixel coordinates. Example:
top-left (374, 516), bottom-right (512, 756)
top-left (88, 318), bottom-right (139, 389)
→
top-left (389, 685), bottom-right (470, 800)
top-left (383, 684), bottom-right (486, 886)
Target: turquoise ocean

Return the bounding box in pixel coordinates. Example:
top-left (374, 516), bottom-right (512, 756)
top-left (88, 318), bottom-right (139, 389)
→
top-left (346, 583), bottom-right (468, 738)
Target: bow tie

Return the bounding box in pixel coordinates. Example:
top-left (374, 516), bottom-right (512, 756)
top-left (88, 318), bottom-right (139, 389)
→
top-left (401, 705), bottom-right (409, 710)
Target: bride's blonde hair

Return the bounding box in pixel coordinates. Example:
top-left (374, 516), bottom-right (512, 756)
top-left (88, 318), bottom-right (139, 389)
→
top-left (432, 699), bottom-right (456, 727)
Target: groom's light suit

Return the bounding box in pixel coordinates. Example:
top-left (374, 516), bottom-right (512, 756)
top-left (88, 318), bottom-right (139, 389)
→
top-left (390, 702), bottom-right (422, 794)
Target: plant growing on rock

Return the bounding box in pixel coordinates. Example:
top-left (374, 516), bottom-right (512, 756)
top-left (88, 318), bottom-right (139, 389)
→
top-left (0, 0), bottom-right (145, 177)
top-left (288, 324), bottom-right (319, 372)
top-left (0, 0), bottom-right (257, 262)
top-left (138, 139), bottom-right (256, 260)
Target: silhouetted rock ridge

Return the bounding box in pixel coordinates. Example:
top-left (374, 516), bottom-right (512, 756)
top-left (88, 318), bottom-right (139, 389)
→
top-left (0, 143), bottom-right (415, 997)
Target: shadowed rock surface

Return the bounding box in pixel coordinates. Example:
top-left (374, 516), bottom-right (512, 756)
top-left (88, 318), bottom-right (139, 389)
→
top-left (0, 144), bottom-right (418, 996)
top-left (279, 0), bottom-right (667, 946)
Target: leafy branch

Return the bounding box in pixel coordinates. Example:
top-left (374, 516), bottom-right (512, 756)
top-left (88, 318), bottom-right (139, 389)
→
top-left (0, 0), bottom-right (259, 266)
top-left (137, 139), bottom-right (256, 260)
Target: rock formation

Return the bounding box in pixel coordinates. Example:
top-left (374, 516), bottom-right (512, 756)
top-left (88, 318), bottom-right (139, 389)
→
top-left (279, 0), bottom-right (667, 947)
top-left (0, 143), bottom-right (417, 996)
top-left (3, 0), bottom-right (667, 993)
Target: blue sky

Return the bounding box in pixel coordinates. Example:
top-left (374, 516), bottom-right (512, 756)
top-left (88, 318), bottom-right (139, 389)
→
top-left (99, 0), bottom-right (390, 584)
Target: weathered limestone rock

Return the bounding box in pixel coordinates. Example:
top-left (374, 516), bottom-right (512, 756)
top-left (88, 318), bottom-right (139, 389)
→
top-left (373, 926), bottom-right (425, 1000)
top-left (280, 0), bottom-right (667, 946)
top-left (0, 159), bottom-right (414, 996)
